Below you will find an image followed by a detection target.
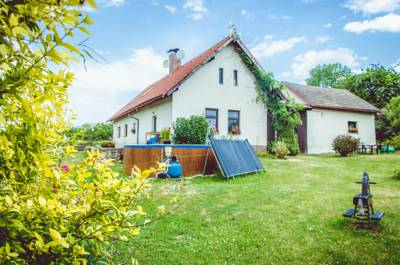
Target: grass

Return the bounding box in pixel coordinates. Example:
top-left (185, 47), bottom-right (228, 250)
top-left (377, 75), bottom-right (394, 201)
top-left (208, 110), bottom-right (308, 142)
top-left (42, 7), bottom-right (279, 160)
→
top-left (107, 153), bottom-right (400, 264)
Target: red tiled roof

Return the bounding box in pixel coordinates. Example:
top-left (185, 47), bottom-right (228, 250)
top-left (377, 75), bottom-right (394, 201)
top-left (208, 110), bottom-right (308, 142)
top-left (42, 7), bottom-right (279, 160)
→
top-left (108, 36), bottom-right (231, 121)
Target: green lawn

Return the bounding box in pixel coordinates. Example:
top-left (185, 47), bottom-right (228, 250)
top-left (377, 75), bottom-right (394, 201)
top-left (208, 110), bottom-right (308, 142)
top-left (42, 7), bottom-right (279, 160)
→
top-left (110, 153), bottom-right (400, 264)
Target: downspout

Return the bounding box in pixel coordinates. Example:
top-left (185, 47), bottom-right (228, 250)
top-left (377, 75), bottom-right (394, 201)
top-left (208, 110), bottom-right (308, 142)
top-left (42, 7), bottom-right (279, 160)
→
top-left (129, 114), bottom-right (140, 144)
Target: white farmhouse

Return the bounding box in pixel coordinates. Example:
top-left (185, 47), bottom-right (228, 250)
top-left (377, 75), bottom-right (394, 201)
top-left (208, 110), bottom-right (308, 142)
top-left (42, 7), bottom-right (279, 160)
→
top-left (108, 34), bottom-right (379, 154)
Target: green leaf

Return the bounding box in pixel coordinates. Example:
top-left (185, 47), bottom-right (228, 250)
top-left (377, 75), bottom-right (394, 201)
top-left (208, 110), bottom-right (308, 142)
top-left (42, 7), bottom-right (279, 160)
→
top-left (12, 26), bottom-right (29, 36)
top-left (9, 13), bottom-right (18, 27)
top-left (78, 26), bottom-right (90, 35)
top-left (83, 15), bottom-right (94, 25)
top-left (59, 42), bottom-right (80, 54)
top-left (86, 0), bottom-right (97, 9)
top-left (0, 44), bottom-right (8, 56)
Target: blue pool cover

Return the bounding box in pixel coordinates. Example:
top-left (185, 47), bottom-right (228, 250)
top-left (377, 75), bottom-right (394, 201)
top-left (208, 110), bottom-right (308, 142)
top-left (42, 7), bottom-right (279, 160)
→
top-left (210, 138), bottom-right (264, 178)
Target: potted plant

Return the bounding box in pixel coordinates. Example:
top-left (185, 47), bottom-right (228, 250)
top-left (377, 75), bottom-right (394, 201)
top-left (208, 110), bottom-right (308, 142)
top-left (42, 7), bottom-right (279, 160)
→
top-left (160, 127), bottom-right (171, 144)
top-left (231, 125), bottom-right (241, 135)
top-left (348, 127), bottom-right (358, 133)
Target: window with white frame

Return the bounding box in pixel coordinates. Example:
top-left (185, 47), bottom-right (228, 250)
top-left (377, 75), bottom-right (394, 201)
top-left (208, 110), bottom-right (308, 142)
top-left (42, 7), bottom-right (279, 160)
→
top-left (228, 110), bottom-right (240, 134)
top-left (205, 108), bottom-right (218, 130)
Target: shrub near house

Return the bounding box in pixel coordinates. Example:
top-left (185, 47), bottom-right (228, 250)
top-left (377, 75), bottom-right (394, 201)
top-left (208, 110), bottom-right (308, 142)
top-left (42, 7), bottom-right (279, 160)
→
top-left (332, 135), bottom-right (360, 156)
top-left (172, 116), bottom-right (209, 144)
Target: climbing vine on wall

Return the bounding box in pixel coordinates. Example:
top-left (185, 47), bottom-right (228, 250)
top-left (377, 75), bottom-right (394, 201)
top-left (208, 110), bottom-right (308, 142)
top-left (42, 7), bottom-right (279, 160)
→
top-left (235, 44), bottom-right (304, 155)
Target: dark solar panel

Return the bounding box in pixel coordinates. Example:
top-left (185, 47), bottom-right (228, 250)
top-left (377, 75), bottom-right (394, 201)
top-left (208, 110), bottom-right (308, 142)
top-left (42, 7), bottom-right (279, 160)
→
top-left (210, 138), bottom-right (264, 178)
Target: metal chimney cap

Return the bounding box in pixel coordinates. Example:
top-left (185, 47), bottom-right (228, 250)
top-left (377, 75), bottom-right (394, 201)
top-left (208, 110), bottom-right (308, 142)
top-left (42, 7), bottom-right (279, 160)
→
top-left (167, 48), bottom-right (180, 54)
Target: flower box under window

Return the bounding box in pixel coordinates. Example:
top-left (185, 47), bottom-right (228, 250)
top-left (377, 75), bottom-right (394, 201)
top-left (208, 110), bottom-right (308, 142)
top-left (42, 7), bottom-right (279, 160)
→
top-left (348, 121), bottom-right (358, 133)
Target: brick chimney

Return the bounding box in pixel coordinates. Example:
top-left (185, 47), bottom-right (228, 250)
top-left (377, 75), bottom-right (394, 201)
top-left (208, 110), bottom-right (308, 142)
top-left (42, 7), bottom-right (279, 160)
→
top-left (167, 48), bottom-right (182, 73)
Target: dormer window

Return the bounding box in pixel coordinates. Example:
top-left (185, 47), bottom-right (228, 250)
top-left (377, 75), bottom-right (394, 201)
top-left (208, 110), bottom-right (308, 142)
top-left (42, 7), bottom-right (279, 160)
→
top-left (219, 68), bottom-right (224, 84)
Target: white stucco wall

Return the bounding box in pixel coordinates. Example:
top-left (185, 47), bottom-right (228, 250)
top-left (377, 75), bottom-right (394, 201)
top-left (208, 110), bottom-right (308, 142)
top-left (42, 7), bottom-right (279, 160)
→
top-left (307, 108), bottom-right (376, 154)
top-left (113, 98), bottom-right (172, 147)
top-left (171, 44), bottom-right (267, 147)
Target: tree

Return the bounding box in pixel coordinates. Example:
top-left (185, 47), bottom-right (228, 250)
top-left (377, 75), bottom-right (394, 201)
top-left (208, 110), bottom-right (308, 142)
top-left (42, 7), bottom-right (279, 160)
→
top-left (389, 96), bottom-right (400, 127)
top-left (336, 64), bottom-right (400, 109)
top-left (335, 64), bottom-right (400, 142)
top-left (65, 122), bottom-right (113, 141)
top-left (306, 63), bottom-right (352, 88)
top-left (0, 1), bottom-right (168, 263)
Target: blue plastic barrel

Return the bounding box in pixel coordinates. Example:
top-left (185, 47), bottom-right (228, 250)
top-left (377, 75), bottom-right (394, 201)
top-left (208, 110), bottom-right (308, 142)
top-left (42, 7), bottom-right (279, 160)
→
top-left (168, 162), bottom-right (182, 178)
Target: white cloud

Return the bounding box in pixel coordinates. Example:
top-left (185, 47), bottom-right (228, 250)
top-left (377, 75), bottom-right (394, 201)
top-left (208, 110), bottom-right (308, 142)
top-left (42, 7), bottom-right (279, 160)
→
top-left (241, 9), bottom-right (254, 19)
top-left (343, 0), bottom-right (400, 15)
top-left (344, 13), bottom-right (400, 33)
top-left (82, 0), bottom-right (125, 11)
top-left (267, 14), bottom-right (293, 20)
top-left (183, 0), bottom-right (207, 21)
top-left (315, 36), bottom-right (332, 43)
top-left (104, 0), bottom-right (125, 7)
top-left (251, 36), bottom-right (306, 58)
top-left (324, 23), bottom-right (333, 28)
top-left (289, 48), bottom-right (359, 81)
top-left (165, 5), bottom-right (177, 14)
top-left (68, 47), bottom-right (167, 124)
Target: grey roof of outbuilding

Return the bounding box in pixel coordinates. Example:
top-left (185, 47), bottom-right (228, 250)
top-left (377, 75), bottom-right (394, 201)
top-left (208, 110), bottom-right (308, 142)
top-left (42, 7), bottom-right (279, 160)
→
top-left (283, 82), bottom-right (380, 113)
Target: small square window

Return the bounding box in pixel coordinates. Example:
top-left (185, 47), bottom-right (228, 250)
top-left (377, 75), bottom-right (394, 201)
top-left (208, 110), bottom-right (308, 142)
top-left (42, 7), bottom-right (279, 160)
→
top-left (348, 121), bottom-right (358, 133)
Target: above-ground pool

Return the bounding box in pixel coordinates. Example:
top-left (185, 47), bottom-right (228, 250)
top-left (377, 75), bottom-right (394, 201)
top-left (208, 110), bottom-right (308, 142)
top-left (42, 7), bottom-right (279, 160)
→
top-left (123, 144), bottom-right (217, 177)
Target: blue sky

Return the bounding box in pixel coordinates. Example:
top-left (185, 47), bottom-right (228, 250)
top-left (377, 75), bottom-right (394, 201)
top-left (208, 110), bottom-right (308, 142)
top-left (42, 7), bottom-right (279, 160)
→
top-left (68, 0), bottom-right (400, 124)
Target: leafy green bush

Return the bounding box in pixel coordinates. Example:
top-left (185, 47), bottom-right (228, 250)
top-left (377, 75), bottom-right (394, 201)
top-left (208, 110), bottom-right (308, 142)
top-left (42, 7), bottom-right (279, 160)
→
top-left (172, 116), bottom-right (209, 144)
top-left (0, 1), bottom-right (168, 263)
top-left (256, 151), bottom-right (268, 157)
top-left (279, 135), bottom-right (299, 156)
top-left (99, 140), bottom-right (115, 148)
top-left (0, 150), bottom-right (164, 264)
top-left (387, 135), bottom-right (400, 150)
top-left (272, 141), bottom-right (289, 159)
top-left (268, 136), bottom-right (300, 156)
top-left (65, 123), bottom-right (113, 142)
top-left (332, 135), bottom-right (360, 156)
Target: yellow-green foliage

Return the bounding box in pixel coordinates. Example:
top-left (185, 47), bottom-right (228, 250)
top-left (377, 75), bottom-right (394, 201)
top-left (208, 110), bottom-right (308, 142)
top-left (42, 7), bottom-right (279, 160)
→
top-left (0, 150), bottom-right (162, 264)
top-left (0, 1), bottom-right (168, 263)
top-left (272, 141), bottom-right (289, 159)
top-left (0, 0), bottom-right (95, 182)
